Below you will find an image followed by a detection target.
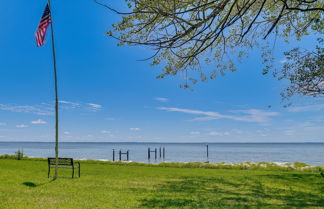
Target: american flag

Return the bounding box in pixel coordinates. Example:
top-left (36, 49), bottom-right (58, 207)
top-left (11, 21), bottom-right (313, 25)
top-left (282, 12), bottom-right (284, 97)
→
top-left (35, 3), bottom-right (52, 47)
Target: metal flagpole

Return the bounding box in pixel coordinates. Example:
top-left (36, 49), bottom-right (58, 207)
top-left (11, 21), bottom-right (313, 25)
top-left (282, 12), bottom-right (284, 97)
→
top-left (48, 0), bottom-right (59, 179)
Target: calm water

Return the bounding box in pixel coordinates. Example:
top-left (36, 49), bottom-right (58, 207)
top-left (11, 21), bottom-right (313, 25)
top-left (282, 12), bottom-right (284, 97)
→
top-left (0, 142), bottom-right (323, 165)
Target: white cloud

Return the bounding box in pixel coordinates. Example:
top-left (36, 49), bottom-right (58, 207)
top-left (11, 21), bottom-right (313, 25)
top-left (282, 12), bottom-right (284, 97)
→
top-left (154, 97), bottom-right (169, 102)
top-left (229, 109), bottom-right (279, 123)
top-left (303, 124), bottom-right (324, 131)
top-left (31, 119), bottom-right (47, 124)
top-left (130, 128), bottom-right (141, 131)
top-left (288, 104), bottom-right (324, 112)
top-left (101, 130), bottom-right (114, 137)
top-left (208, 131), bottom-right (230, 136)
top-left (0, 104), bottom-right (52, 115)
top-left (88, 103), bottom-right (103, 112)
top-left (128, 135), bottom-right (143, 139)
top-left (105, 117), bottom-right (115, 121)
top-left (284, 129), bottom-right (295, 136)
top-left (59, 100), bottom-right (80, 109)
top-left (230, 129), bottom-right (245, 135)
top-left (64, 131), bottom-right (70, 135)
top-left (190, 131), bottom-right (200, 135)
top-left (0, 101), bottom-right (106, 115)
top-left (16, 124), bottom-right (28, 128)
top-left (89, 103), bottom-right (102, 109)
top-left (60, 101), bottom-right (104, 112)
top-left (158, 107), bottom-right (279, 123)
top-left (0, 122), bottom-right (6, 126)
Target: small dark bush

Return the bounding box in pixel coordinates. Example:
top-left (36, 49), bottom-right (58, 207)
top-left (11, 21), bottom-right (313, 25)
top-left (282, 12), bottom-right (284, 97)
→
top-left (15, 149), bottom-right (24, 160)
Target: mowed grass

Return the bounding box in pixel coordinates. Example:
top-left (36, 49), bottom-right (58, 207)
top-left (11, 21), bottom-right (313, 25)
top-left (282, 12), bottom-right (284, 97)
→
top-left (0, 159), bottom-right (323, 209)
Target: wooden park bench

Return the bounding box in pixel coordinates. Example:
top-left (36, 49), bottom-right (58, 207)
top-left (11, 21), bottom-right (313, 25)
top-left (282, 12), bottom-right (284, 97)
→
top-left (48, 158), bottom-right (80, 178)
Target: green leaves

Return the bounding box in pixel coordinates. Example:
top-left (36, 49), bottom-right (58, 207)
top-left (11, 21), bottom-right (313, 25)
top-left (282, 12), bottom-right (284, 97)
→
top-left (275, 38), bottom-right (324, 100)
top-left (101, 0), bottom-right (323, 87)
top-left (210, 70), bottom-right (218, 79)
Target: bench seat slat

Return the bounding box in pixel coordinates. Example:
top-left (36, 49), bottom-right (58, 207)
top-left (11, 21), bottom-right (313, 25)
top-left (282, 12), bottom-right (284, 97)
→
top-left (49, 165), bottom-right (79, 168)
top-left (50, 166), bottom-right (72, 168)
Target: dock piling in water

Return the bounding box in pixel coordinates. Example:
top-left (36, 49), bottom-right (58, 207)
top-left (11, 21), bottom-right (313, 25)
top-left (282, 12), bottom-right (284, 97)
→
top-left (206, 144), bottom-right (209, 158)
top-left (148, 147), bottom-right (166, 161)
top-left (163, 147), bottom-right (165, 159)
top-left (115, 149), bottom-right (130, 161)
top-left (159, 147), bottom-right (162, 158)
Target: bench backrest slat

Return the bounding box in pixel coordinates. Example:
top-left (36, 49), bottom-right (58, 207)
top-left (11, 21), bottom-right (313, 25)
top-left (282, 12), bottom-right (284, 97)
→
top-left (48, 158), bottom-right (73, 166)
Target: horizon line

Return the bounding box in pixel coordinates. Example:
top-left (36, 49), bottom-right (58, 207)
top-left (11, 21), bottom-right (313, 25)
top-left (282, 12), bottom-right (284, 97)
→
top-left (0, 141), bottom-right (323, 144)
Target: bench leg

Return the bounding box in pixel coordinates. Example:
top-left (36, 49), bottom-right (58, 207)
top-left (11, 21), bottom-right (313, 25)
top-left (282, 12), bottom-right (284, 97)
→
top-left (72, 167), bottom-right (74, 178)
top-left (48, 166), bottom-right (50, 178)
top-left (79, 166), bottom-right (80, 178)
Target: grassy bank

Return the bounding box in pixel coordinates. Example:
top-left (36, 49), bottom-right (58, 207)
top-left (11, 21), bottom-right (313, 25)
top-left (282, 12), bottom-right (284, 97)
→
top-left (0, 158), bottom-right (323, 208)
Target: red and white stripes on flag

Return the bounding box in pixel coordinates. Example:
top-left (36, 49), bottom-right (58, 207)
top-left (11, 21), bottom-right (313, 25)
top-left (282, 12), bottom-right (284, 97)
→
top-left (35, 3), bottom-right (52, 47)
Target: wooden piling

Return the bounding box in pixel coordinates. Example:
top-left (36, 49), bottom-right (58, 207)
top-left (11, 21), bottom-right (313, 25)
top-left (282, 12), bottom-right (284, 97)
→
top-left (118, 150), bottom-right (130, 161)
top-left (206, 144), bottom-right (209, 159)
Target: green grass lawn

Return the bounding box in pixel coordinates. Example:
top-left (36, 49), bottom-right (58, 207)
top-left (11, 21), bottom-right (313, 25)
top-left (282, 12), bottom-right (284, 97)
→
top-left (0, 159), bottom-right (323, 209)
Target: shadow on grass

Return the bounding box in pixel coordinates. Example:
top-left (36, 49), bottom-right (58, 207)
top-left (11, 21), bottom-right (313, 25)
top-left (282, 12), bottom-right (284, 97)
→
top-left (22, 182), bottom-right (38, 187)
top-left (22, 179), bottom-right (55, 188)
top-left (139, 173), bottom-right (324, 208)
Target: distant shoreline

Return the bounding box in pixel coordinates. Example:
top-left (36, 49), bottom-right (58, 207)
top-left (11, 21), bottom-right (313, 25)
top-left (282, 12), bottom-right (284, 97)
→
top-left (1, 141), bottom-right (324, 144)
top-left (1, 154), bottom-right (323, 171)
top-left (2, 142), bottom-right (323, 166)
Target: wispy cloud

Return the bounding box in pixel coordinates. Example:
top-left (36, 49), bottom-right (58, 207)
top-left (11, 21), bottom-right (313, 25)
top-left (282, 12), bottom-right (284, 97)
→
top-left (130, 128), bottom-right (141, 131)
top-left (105, 117), bottom-right (115, 121)
top-left (158, 107), bottom-right (279, 123)
top-left (288, 104), bottom-right (324, 112)
top-left (101, 130), bottom-right (114, 137)
top-left (128, 135), bottom-right (143, 139)
top-left (0, 101), bottom-right (103, 115)
top-left (88, 103), bottom-right (103, 112)
top-left (31, 119), bottom-right (47, 125)
top-left (229, 109), bottom-right (279, 123)
top-left (190, 131), bottom-right (200, 135)
top-left (208, 131), bottom-right (230, 136)
top-left (63, 131), bottom-right (70, 135)
top-left (284, 129), bottom-right (295, 136)
top-left (188, 129), bottom-right (249, 138)
top-left (59, 100), bottom-right (80, 109)
top-left (154, 97), bottom-right (169, 102)
top-left (61, 101), bottom-right (103, 112)
top-left (60, 100), bottom-right (103, 112)
top-left (0, 122), bottom-right (6, 126)
top-left (16, 124), bottom-right (28, 128)
top-left (0, 104), bottom-right (52, 115)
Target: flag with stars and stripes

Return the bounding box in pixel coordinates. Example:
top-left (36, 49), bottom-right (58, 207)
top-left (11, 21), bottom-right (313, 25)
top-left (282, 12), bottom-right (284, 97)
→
top-left (35, 3), bottom-right (52, 47)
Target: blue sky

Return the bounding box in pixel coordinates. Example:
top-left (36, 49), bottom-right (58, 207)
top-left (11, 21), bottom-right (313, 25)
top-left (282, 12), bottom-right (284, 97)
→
top-left (0, 0), bottom-right (323, 142)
